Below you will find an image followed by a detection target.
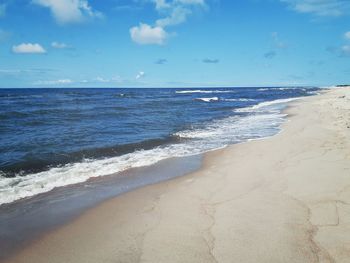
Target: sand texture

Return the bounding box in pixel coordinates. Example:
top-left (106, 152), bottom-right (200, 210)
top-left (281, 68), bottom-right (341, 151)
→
top-left (4, 87), bottom-right (350, 263)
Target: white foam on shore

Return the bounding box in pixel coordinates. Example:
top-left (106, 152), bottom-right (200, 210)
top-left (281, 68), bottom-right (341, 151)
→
top-left (195, 97), bottom-right (219, 102)
top-left (258, 87), bottom-right (307, 91)
top-left (319, 85), bottom-right (338, 90)
top-left (235, 97), bottom-right (301, 112)
top-left (175, 113), bottom-right (285, 140)
top-left (195, 98), bottom-right (256, 103)
top-left (176, 90), bottom-right (234, 94)
top-left (0, 96), bottom-right (301, 205)
top-left (0, 146), bottom-right (195, 205)
top-left (223, 98), bottom-right (256, 102)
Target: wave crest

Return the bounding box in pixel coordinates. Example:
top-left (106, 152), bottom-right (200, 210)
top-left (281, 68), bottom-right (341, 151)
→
top-left (176, 90), bottom-right (234, 94)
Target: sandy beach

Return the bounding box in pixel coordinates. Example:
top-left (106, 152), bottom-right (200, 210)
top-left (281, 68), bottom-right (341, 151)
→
top-left (4, 86), bottom-right (350, 263)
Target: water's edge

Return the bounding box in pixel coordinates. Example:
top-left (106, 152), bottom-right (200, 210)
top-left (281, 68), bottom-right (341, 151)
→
top-left (1, 87), bottom-right (319, 205)
top-left (0, 154), bottom-right (202, 261)
top-left (0, 94), bottom-right (318, 261)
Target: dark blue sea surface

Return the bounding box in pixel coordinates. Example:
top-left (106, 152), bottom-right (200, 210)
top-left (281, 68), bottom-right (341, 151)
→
top-left (0, 87), bottom-right (320, 204)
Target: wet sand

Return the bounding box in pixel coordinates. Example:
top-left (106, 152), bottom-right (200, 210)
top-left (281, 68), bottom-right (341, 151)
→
top-left (4, 87), bottom-right (350, 263)
top-left (0, 155), bottom-right (202, 260)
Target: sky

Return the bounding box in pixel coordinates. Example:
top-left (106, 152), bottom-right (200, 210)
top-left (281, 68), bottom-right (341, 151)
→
top-left (0, 0), bottom-right (349, 88)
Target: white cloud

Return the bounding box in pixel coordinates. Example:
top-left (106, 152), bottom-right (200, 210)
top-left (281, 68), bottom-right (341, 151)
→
top-left (154, 0), bottom-right (204, 9)
top-left (94, 77), bottom-right (110, 83)
top-left (55, 79), bottom-right (73, 84)
top-left (155, 0), bottom-right (205, 27)
top-left (345, 31), bottom-right (350, 40)
top-left (51, 41), bottom-right (70, 49)
top-left (154, 0), bottom-right (172, 10)
top-left (175, 0), bottom-right (205, 5)
top-left (12, 43), bottom-right (46, 54)
top-left (341, 45), bottom-right (350, 56)
top-left (280, 0), bottom-right (350, 17)
top-left (156, 6), bottom-right (191, 27)
top-left (91, 76), bottom-right (122, 83)
top-left (33, 0), bottom-right (103, 25)
top-left (136, 71), bottom-right (145, 79)
top-left (0, 3), bottom-right (6, 18)
top-left (35, 79), bottom-right (73, 85)
top-left (130, 23), bottom-right (168, 45)
top-left (34, 75), bottom-right (123, 86)
top-left (130, 0), bottom-right (205, 45)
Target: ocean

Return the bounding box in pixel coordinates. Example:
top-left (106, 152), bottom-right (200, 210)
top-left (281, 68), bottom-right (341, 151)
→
top-left (0, 87), bottom-right (320, 205)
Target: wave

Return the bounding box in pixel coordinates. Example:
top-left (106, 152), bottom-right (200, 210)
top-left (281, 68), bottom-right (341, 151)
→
top-left (0, 100), bottom-right (293, 205)
top-left (176, 90), bottom-right (234, 94)
top-left (0, 147), bottom-right (180, 205)
top-left (1, 87), bottom-right (318, 205)
top-left (195, 97), bottom-right (219, 102)
top-left (234, 97), bottom-right (302, 112)
top-left (258, 87), bottom-right (309, 92)
top-left (174, 113), bottom-right (285, 140)
top-left (0, 137), bottom-right (178, 178)
top-left (194, 97), bottom-right (256, 103)
top-left (222, 98), bottom-right (256, 102)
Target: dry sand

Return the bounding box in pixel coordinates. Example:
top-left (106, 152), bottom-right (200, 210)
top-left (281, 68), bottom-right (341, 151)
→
top-left (4, 87), bottom-right (350, 263)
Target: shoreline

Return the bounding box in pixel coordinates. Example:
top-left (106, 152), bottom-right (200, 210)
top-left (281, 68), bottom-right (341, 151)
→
top-left (1, 89), bottom-right (312, 207)
top-left (4, 86), bottom-right (350, 262)
top-left (0, 92), bottom-right (306, 259)
top-left (0, 155), bottom-right (202, 261)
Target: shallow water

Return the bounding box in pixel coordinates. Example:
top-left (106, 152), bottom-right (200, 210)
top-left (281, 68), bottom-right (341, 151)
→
top-left (0, 87), bottom-right (319, 204)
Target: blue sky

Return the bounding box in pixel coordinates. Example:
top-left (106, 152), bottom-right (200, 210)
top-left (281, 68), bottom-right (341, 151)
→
top-left (0, 0), bottom-right (349, 88)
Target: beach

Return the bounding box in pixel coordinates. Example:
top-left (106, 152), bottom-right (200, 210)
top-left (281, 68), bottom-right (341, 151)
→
top-left (3, 86), bottom-right (350, 262)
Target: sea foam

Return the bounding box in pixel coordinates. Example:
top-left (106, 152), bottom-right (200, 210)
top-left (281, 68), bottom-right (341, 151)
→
top-left (195, 97), bottom-right (219, 102)
top-left (234, 97), bottom-right (302, 112)
top-left (176, 90), bottom-right (234, 94)
top-left (0, 96), bottom-right (306, 205)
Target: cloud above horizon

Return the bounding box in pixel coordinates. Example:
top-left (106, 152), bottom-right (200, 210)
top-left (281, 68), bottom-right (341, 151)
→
top-left (33, 0), bottom-right (103, 25)
top-left (341, 45), bottom-right (350, 56)
top-left (135, 71), bottom-right (145, 79)
top-left (130, 0), bottom-right (206, 45)
top-left (345, 31), bottom-right (350, 40)
top-left (12, 43), bottom-right (46, 54)
top-left (325, 31), bottom-right (350, 57)
top-left (155, 5), bottom-right (191, 27)
top-left (130, 23), bottom-right (168, 45)
top-left (51, 41), bottom-right (71, 49)
top-left (34, 75), bottom-right (122, 86)
top-left (34, 79), bottom-right (73, 85)
top-left (280, 0), bottom-right (350, 17)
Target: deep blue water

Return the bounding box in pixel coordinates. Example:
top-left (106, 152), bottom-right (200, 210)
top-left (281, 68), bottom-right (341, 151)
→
top-left (0, 87), bottom-right (319, 204)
